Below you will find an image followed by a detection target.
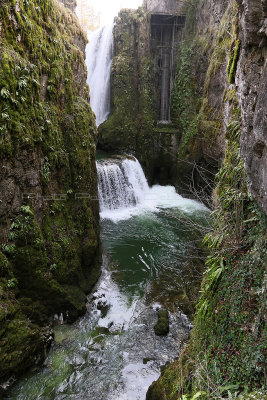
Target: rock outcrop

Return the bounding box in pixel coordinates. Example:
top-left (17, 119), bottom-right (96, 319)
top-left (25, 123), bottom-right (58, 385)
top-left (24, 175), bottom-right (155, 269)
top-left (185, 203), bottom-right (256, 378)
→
top-left (236, 0), bottom-right (267, 214)
top-left (0, 0), bottom-right (100, 388)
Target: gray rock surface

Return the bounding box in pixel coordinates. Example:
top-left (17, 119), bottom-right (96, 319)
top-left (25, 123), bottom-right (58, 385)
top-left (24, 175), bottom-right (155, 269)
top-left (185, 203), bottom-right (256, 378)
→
top-left (236, 0), bottom-right (267, 213)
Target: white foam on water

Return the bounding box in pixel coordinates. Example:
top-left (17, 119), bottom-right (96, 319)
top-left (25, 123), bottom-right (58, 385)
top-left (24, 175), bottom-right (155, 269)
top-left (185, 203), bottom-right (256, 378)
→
top-left (97, 157), bottom-right (209, 222)
top-left (92, 268), bottom-right (138, 332)
top-left (109, 362), bottom-right (160, 400)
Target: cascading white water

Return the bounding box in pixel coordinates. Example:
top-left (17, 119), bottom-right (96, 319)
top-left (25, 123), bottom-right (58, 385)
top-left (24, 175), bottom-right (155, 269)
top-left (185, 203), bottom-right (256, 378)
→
top-left (86, 23), bottom-right (114, 126)
top-left (97, 158), bottom-right (149, 211)
top-left (97, 156), bottom-right (209, 222)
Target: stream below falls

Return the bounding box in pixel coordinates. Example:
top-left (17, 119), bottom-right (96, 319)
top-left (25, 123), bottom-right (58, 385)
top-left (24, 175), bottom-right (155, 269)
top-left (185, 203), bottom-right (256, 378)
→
top-left (8, 157), bottom-right (210, 400)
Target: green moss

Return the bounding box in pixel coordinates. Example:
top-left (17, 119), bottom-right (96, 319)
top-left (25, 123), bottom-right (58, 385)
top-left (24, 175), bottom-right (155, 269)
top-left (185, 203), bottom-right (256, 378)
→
top-left (169, 0), bottom-right (239, 195)
top-left (148, 95), bottom-right (267, 399)
top-left (99, 8), bottom-right (156, 179)
top-left (227, 39), bottom-right (241, 84)
top-left (0, 280), bottom-right (50, 383)
top-left (189, 108), bottom-right (266, 393)
top-left (0, 251), bottom-right (11, 278)
top-left (171, 38), bottom-right (202, 158)
top-left (154, 309), bottom-right (170, 336)
top-left (1, 206), bottom-right (89, 319)
top-left (0, 0), bottom-right (91, 161)
top-left (0, 0), bottom-right (100, 384)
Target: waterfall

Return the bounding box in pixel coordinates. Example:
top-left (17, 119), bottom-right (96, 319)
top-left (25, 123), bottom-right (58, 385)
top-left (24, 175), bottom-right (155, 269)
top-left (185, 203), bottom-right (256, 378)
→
top-left (97, 156), bottom-right (209, 222)
top-left (86, 23), bottom-right (114, 126)
top-left (97, 157), bottom-right (149, 212)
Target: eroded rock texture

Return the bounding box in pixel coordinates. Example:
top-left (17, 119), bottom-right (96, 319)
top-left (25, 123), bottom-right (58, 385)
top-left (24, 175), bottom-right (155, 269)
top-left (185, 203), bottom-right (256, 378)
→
top-left (146, 0), bottom-right (267, 397)
top-left (236, 0), bottom-right (267, 213)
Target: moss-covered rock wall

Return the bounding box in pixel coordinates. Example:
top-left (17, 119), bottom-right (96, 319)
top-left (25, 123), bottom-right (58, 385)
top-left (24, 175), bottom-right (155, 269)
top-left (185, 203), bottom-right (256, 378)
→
top-left (146, 0), bottom-right (267, 398)
top-left (168, 0), bottom-right (238, 199)
top-left (98, 7), bottom-right (157, 182)
top-left (0, 0), bottom-right (100, 387)
top-left (146, 96), bottom-right (267, 400)
top-left (98, 1), bottom-right (236, 193)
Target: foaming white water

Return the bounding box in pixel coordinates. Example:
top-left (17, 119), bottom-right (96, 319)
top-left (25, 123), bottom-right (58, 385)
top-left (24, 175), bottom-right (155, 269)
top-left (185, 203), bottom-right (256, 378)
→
top-left (86, 23), bottom-right (114, 126)
top-left (97, 158), bottom-right (149, 213)
top-left (97, 157), bottom-right (209, 222)
top-left (87, 256), bottom-right (189, 400)
top-left (93, 268), bottom-right (138, 332)
top-left (110, 362), bottom-right (159, 400)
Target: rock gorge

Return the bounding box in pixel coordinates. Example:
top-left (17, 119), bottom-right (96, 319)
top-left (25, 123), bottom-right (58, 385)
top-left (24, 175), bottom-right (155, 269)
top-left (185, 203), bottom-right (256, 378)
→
top-left (0, 0), bottom-right (266, 398)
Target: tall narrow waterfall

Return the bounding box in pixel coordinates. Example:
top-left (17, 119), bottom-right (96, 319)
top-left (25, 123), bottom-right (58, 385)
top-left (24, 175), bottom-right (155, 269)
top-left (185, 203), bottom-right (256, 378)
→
top-left (86, 23), bottom-right (114, 126)
top-left (97, 158), bottom-right (149, 212)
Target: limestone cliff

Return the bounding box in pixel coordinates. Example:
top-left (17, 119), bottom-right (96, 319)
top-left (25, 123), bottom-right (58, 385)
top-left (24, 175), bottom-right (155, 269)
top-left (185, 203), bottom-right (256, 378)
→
top-left (146, 0), bottom-right (267, 398)
top-left (236, 0), bottom-right (267, 214)
top-left (0, 0), bottom-right (100, 387)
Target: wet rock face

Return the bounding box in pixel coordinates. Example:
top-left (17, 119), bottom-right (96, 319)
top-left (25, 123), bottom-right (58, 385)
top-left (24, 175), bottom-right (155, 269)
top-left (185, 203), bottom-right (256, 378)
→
top-left (236, 0), bottom-right (267, 214)
top-left (170, 0), bottom-right (267, 214)
top-left (236, 0), bottom-right (265, 45)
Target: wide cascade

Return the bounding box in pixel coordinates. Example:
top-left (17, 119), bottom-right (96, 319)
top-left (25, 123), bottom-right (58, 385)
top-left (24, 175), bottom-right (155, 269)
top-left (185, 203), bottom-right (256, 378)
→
top-left (86, 23), bottom-right (114, 126)
top-left (97, 158), bottom-right (149, 211)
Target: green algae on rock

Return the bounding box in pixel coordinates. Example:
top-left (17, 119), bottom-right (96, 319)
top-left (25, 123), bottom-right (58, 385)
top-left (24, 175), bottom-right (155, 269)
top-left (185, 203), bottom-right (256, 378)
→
top-left (154, 309), bottom-right (170, 336)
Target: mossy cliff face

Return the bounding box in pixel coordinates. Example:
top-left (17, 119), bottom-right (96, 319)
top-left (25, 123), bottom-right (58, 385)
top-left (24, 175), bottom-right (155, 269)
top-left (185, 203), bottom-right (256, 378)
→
top-left (171, 0), bottom-right (267, 210)
top-left (0, 0), bottom-right (100, 386)
top-left (98, 8), bottom-right (157, 182)
top-left (147, 100), bottom-right (267, 400)
top-left (146, 0), bottom-right (267, 399)
top-left (170, 0), bottom-right (239, 198)
top-left (98, 1), bottom-right (239, 192)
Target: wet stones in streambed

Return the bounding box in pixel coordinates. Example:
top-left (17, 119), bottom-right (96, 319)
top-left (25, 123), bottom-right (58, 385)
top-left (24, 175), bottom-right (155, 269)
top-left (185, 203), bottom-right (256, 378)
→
top-left (143, 357), bottom-right (156, 364)
top-left (154, 309), bottom-right (169, 336)
top-left (96, 300), bottom-right (110, 318)
top-left (92, 293), bottom-right (110, 318)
